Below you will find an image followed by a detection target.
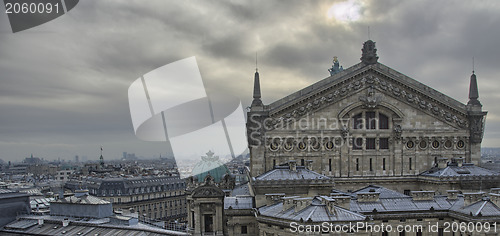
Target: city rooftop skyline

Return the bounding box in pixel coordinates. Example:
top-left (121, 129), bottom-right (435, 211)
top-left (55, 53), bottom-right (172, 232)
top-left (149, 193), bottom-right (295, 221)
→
top-left (1, 0), bottom-right (500, 161)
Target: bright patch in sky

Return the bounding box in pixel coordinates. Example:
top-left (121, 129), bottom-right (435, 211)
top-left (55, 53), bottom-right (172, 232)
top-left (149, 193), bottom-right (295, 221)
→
top-left (327, 0), bottom-right (362, 22)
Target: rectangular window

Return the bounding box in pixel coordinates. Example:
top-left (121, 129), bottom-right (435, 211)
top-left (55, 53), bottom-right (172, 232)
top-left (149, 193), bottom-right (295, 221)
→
top-left (356, 158), bottom-right (359, 171)
top-left (353, 113), bottom-right (363, 129)
top-left (366, 138), bottom-right (376, 150)
top-left (366, 112), bottom-right (376, 129)
top-left (379, 138), bottom-right (389, 149)
top-left (369, 158), bottom-right (373, 171)
top-left (353, 137), bottom-right (363, 150)
top-left (383, 158), bottom-right (386, 170)
top-left (379, 114), bottom-right (389, 129)
top-left (329, 159), bottom-right (332, 171)
top-left (301, 159), bottom-right (305, 166)
top-left (241, 226), bottom-right (247, 234)
top-left (409, 158), bottom-right (412, 170)
top-left (273, 159), bottom-right (276, 168)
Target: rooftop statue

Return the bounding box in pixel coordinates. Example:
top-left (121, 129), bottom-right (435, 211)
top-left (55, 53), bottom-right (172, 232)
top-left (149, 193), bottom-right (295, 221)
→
top-left (361, 40), bottom-right (379, 65)
top-left (328, 56), bottom-right (344, 76)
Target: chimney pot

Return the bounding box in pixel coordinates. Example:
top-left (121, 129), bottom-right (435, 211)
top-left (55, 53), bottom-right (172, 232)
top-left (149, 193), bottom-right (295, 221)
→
top-left (289, 160), bottom-right (297, 171)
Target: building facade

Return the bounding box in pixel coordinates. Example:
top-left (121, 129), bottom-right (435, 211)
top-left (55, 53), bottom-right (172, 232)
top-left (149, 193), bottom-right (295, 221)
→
top-left (247, 40), bottom-right (488, 192)
top-left (186, 40), bottom-right (499, 236)
top-left (66, 175), bottom-right (187, 221)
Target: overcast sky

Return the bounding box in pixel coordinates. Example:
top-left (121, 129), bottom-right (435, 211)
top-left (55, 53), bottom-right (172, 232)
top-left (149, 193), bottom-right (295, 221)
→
top-left (1, 0), bottom-right (499, 162)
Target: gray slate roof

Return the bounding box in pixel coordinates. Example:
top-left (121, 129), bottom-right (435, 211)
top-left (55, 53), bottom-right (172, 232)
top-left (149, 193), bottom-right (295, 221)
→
top-left (231, 182), bottom-right (251, 196)
top-left (0, 188), bottom-right (29, 199)
top-left (2, 217), bottom-right (188, 236)
top-left (224, 196), bottom-right (254, 210)
top-left (259, 197), bottom-right (365, 222)
top-left (420, 164), bottom-right (500, 177)
top-left (350, 195), bottom-right (457, 213)
top-left (255, 166), bottom-right (330, 181)
top-left (352, 185), bottom-right (410, 199)
top-left (52, 194), bottom-right (110, 205)
top-left (452, 200), bottom-right (500, 217)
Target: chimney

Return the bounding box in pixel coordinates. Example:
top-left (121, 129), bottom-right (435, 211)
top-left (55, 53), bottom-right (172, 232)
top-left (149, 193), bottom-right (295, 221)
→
top-left (282, 196), bottom-right (299, 211)
top-left (357, 191), bottom-right (380, 202)
top-left (62, 219), bottom-right (69, 227)
top-left (293, 197), bottom-right (313, 213)
top-left (446, 190), bottom-right (460, 200)
top-left (451, 157), bottom-right (464, 167)
top-left (320, 196), bottom-right (337, 214)
top-left (265, 193), bottom-right (285, 206)
top-left (436, 157), bottom-right (448, 169)
top-left (411, 191), bottom-right (435, 201)
top-left (305, 160), bottom-right (313, 170)
top-left (463, 192), bottom-right (485, 206)
top-left (489, 193), bottom-right (500, 206)
top-left (74, 189), bottom-right (89, 198)
top-left (332, 196), bottom-right (351, 210)
top-left (289, 160), bottom-right (297, 171)
top-left (38, 219), bottom-right (44, 226)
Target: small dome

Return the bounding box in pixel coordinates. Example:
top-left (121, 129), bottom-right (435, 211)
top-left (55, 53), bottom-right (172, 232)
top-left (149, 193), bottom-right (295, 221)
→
top-left (191, 151), bottom-right (230, 183)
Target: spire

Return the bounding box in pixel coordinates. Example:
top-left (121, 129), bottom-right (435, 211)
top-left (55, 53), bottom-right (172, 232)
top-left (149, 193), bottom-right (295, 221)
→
top-left (251, 69), bottom-right (263, 107)
top-left (468, 71), bottom-right (481, 106)
top-left (99, 146), bottom-right (104, 167)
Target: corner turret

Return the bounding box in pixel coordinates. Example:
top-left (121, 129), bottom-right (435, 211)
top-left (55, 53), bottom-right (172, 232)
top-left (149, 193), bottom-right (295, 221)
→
top-left (466, 71), bottom-right (487, 165)
top-left (251, 70), bottom-right (263, 109)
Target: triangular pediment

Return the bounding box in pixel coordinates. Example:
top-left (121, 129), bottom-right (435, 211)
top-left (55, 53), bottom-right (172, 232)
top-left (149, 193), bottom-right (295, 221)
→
top-left (265, 62), bottom-right (468, 129)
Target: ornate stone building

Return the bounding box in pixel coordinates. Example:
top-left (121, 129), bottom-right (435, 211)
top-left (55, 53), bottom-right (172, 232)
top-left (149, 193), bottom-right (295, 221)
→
top-left (247, 40), bottom-right (490, 192)
top-left (185, 40), bottom-right (500, 236)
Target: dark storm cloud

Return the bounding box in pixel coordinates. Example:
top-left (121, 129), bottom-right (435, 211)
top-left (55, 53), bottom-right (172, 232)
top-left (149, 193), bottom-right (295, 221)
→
top-left (1, 0), bottom-right (500, 161)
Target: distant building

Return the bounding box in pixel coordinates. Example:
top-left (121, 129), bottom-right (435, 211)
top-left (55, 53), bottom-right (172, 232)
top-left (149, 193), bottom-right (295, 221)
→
top-left (50, 190), bottom-right (113, 218)
top-left (55, 170), bottom-right (73, 182)
top-left (1, 189), bottom-right (189, 236)
top-left (66, 175), bottom-right (187, 222)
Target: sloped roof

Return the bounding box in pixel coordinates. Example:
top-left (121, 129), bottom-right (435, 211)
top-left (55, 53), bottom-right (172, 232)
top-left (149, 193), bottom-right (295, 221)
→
top-left (452, 200), bottom-right (500, 217)
top-left (421, 164), bottom-right (500, 177)
top-left (2, 217), bottom-right (189, 236)
top-left (255, 166), bottom-right (330, 181)
top-left (0, 188), bottom-right (29, 199)
top-left (352, 185), bottom-right (410, 199)
top-left (231, 182), bottom-right (251, 196)
top-left (259, 197), bottom-right (365, 222)
top-left (350, 196), bottom-right (457, 213)
top-left (52, 194), bottom-right (110, 205)
top-left (224, 196), bottom-right (254, 210)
